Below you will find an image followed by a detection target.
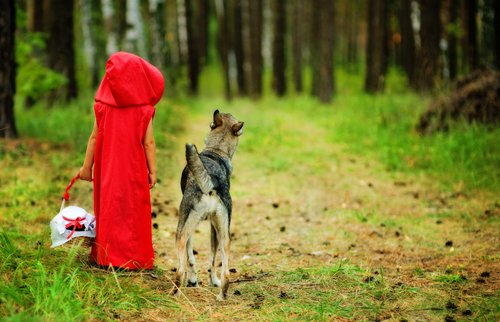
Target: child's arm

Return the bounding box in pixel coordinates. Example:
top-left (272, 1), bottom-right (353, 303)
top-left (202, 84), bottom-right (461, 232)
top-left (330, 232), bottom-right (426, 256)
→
top-left (79, 120), bottom-right (98, 181)
top-left (143, 119), bottom-right (157, 188)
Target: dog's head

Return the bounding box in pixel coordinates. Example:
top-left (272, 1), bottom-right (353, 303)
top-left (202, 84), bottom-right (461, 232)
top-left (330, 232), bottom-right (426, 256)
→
top-left (205, 110), bottom-right (244, 158)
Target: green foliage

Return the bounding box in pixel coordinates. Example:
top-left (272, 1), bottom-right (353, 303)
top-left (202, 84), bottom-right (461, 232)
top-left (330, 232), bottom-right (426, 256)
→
top-left (15, 32), bottom-right (68, 102)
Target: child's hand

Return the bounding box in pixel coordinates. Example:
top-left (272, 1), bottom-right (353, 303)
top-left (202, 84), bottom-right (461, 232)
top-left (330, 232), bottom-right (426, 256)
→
top-left (79, 166), bottom-right (93, 182)
top-left (149, 172), bottom-right (157, 189)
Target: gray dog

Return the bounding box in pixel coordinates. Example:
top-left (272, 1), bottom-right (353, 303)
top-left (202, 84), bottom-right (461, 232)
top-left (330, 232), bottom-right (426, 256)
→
top-left (174, 110), bottom-right (244, 301)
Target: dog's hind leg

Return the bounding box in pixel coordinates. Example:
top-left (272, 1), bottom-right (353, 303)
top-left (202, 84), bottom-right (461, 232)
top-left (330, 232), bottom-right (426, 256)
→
top-left (213, 209), bottom-right (230, 301)
top-left (186, 236), bottom-right (198, 287)
top-left (174, 211), bottom-right (201, 294)
top-left (208, 224), bottom-right (221, 287)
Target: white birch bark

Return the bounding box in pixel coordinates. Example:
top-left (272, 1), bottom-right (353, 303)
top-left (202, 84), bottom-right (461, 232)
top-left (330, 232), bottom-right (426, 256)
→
top-left (81, 0), bottom-right (96, 81)
top-left (176, 0), bottom-right (188, 61)
top-left (101, 0), bottom-right (118, 56)
top-left (125, 0), bottom-right (147, 58)
top-left (149, 0), bottom-right (165, 70)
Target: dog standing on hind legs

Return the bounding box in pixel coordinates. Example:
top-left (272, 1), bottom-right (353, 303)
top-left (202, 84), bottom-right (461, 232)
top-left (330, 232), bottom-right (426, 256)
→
top-left (174, 110), bottom-right (244, 301)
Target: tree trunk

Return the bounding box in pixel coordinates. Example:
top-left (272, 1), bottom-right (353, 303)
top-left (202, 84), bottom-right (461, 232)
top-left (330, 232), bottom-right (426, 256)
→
top-left (365, 0), bottom-right (388, 93)
top-left (271, 0), bottom-right (286, 96)
top-left (291, 0), bottom-right (303, 93)
top-left (27, 0), bottom-right (44, 32)
top-left (116, 0), bottom-right (127, 48)
top-left (399, 0), bottom-right (415, 84)
top-left (346, 0), bottom-right (360, 67)
top-left (149, 0), bottom-right (167, 72)
top-left (310, 0), bottom-right (321, 97)
top-left (177, 0), bottom-right (188, 62)
top-left (448, 0), bottom-right (458, 80)
top-left (242, 0), bottom-right (263, 98)
top-left (215, 0), bottom-right (231, 100)
top-left (463, 0), bottom-right (478, 71)
top-left (125, 0), bottom-right (147, 58)
top-left (185, 0), bottom-right (199, 94)
top-left (495, 0), bottom-right (500, 69)
top-left (318, 0), bottom-right (335, 102)
top-left (232, 0), bottom-right (246, 95)
top-left (197, 0), bottom-right (209, 65)
top-left (166, 0), bottom-right (181, 87)
top-left (102, 0), bottom-right (118, 56)
top-left (412, 0), bottom-right (441, 92)
top-left (311, 0), bottom-right (335, 102)
top-left (45, 0), bottom-right (77, 101)
top-left (0, 0), bottom-right (17, 138)
top-left (81, 0), bottom-right (99, 87)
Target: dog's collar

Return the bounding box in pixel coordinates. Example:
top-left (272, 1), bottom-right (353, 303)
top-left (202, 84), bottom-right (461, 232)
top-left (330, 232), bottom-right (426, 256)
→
top-left (201, 150), bottom-right (232, 175)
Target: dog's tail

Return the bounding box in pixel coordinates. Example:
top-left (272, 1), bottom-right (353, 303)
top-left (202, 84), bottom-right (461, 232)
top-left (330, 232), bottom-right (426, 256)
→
top-left (185, 144), bottom-right (214, 194)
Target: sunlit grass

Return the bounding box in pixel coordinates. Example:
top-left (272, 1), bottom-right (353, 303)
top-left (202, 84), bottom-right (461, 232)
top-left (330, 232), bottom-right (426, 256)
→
top-left (3, 67), bottom-right (498, 320)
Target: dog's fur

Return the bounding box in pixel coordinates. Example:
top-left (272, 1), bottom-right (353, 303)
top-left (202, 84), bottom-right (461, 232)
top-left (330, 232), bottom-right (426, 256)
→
top-left (174, 110), bottom-right (244, 301)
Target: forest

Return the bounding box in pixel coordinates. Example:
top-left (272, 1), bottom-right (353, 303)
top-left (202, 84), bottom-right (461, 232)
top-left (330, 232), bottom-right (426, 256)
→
top-left (1, 0), bottom-right (499, 321)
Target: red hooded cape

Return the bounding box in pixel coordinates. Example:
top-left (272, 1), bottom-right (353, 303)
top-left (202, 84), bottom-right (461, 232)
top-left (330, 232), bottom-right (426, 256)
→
top-left (90, 52), bottom-right (164, 269)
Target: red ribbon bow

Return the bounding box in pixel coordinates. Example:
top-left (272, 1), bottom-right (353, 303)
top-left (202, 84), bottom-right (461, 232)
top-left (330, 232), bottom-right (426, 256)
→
top-left (63, 216), bottom-right (84, 239)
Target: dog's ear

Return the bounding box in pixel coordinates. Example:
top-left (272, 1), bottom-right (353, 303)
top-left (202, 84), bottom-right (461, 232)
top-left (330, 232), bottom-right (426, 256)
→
top-left (210, 109), bottom-right (223, 129)
top-left (232, 122), bottom-right (244, 136)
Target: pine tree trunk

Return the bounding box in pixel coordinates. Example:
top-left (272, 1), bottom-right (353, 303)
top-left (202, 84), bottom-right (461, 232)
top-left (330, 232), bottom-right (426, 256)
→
top-left (27, 0), bottom-right (44, 32)
top-left (177, 0), bottom-right (188, 62)
top-left (242, 0), bottom-right (263, 98)
top-left (399, 0), bottom-right (415, 84)
top-left (45, 0), bottom-right (77, 101)
top-left (102, 0), bottom-right (118, 56)
top-left (271, 0), bottom-right (286, 96)
top-left (318, 0), bottom-right (334, 102)
top-left (365, 0), bottom-right (388, 93)
top-left (448, 0), bottom-right (458, 80)
top-left (346, 0), bottom-right (360, 67)
top-left (116, 0), bottom-right (127, 48)
top-left (291, 0), bottom-right (303, 93)
top-left (185, 0), bottom-right (199, 94)
top-left (412, 0), bottom-right (441, 92)
top-left (495, 0), bottom-right (500, 69)
top-left (310, 0), bottom-right (321, 97)
top-left (166, 0), bottom-right (180, 66)
top-left (215, 0), bottom-right (231, 100)
top-left (311, 0), bottom-right (335, 102)
top-left (464, 0), bottom-right (478, 72)
top-left (232, 0), bottom-right (246, 95)
top-left (197, 0), bottom-right (209, 65)
top-left (0, 0), bottom-right (17, 138)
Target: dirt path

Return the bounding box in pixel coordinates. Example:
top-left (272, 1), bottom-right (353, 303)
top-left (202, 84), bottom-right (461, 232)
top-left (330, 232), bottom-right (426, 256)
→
top-left (146, 103), bottom-right (499, 320)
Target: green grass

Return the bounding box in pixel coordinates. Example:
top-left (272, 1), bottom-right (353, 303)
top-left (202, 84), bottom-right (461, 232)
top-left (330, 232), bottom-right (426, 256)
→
top-left (0, 232), bottom-right (177, 321)
top-left (2, 68), bottom-right (498, 320)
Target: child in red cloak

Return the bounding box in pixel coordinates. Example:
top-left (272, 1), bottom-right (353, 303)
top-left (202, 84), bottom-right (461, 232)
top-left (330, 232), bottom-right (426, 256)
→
top-left (78, 52), bottom-right (164, 270)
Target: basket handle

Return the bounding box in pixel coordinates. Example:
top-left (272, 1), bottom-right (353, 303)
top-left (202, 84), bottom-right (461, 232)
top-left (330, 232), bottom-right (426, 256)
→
top-left (60, 174), bottom-right (80, 212)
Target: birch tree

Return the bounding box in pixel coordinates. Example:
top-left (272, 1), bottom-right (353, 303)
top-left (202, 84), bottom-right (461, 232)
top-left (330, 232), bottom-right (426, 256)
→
top-left (125, 0), bottom-right (147, 58)
top-left (81, 0), bottom-right (98, 87)
top-left (102, 0), bottom-right (118, 56)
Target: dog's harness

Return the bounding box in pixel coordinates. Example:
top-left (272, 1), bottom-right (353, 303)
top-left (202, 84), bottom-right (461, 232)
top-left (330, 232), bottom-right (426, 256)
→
top-left (200, 150), bottom-right (232, 176)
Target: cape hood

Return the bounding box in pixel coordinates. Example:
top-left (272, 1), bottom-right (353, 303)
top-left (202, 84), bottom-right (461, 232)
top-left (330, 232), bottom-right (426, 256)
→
top-left (95, 52), bottom-right (164, 107)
